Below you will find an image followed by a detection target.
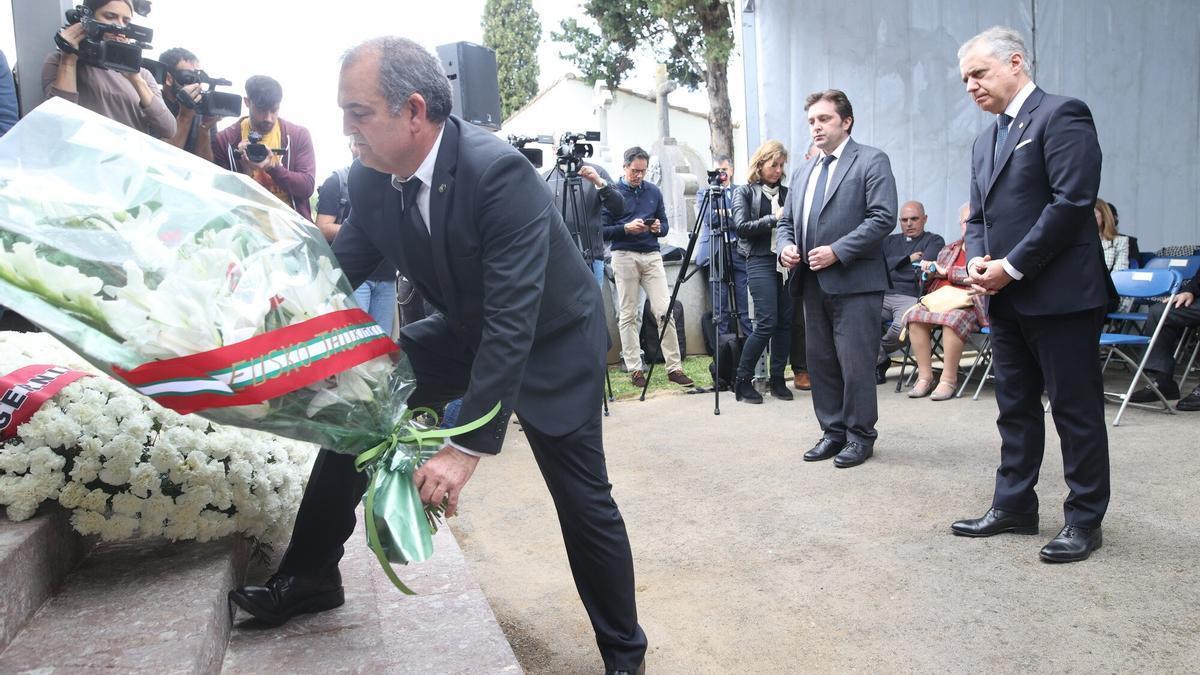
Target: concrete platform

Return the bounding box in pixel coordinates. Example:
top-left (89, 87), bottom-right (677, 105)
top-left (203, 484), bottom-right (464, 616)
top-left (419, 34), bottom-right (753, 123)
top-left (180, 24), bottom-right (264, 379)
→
top-left (223, 514), bottom-right (519, 675)
top-left (0, 536), bottom-right (249, 674)
top-left (0, 505), bottom-right (88, 652)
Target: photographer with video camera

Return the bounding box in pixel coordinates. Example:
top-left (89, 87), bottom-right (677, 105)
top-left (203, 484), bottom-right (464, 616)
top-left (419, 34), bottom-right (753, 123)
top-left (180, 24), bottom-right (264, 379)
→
top-left (42, 0), bottom-right (174, 138)
top-left (542, 132), bottom-right (625, 288)
top-left (156, 47), bottom-right (225, 160)
top-left (213, 75), bottom-right (316, 220)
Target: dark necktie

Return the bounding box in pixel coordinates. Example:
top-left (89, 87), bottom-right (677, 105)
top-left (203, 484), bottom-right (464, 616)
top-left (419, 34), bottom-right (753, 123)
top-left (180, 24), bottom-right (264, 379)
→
top-left (805, 154), bottom-right (836, 251)
top-left (401, 177), bottom-right (425, 231)
top-left (994, 113), bottom-right (1012, 165)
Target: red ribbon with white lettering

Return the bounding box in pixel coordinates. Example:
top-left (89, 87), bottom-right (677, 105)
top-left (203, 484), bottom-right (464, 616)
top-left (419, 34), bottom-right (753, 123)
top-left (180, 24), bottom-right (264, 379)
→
top-left (0, 365), bottom-right (93, 441)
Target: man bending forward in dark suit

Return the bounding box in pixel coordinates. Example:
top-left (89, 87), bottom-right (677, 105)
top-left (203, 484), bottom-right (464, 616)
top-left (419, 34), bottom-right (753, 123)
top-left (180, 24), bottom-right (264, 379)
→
top-left (951, 26), bottom-right (1110, 564)
top-left (777, 89), bottom-right (898, 469)
top-left (230, 37), bottom-right (647, 674)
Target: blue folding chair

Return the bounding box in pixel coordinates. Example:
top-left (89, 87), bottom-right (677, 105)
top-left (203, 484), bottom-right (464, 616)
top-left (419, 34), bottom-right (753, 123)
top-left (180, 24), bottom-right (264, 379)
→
top-left (1101, 269), bottom-right (1184, 426)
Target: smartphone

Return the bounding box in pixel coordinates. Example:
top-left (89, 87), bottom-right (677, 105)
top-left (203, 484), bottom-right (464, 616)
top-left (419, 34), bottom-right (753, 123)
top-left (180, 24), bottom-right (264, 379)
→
top-left (643, 218), bottom-right (658, 227)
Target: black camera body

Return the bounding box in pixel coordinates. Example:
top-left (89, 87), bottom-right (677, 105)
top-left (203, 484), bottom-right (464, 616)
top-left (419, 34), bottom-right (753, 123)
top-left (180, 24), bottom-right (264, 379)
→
top-left (508, 134), bottom-right (554, 168)
top-left (244, 131), bottom-right (271, 163)
top-left (57, 5), bottom-right (153, 74)
top-left (706, 167), bottom-right (729, 187)
top-left (555, 131), bottom-right (601, 174)
top-left (172, 69), bottom-right (241, 118)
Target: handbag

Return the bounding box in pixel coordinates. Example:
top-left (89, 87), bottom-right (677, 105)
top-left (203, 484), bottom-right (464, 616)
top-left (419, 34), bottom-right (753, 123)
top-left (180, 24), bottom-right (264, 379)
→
top-left (896, 285), bottom-right (974, 341)
top-left (917, 284), bottom-right (973, 313)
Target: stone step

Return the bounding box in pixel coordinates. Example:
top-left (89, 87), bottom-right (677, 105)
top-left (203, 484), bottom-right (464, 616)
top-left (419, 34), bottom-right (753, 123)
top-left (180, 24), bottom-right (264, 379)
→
top-left (0, 505), bottom-right (90, 652)
top-left (0, 535), bottom-right (250, 674)
top-left (222, 513), bottom-right (520, 674)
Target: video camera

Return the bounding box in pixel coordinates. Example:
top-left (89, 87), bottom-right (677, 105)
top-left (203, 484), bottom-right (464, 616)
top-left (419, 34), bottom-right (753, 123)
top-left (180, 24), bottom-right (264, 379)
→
top-left (508, 134), bottom-right (554, 168)
top-left (706, 167), bottom-right (729, 187)
top-left (169, 68), bottom-right (241, 118)
top-left (55, 5), bottom-right (153, 75)
top-left (244, 131), bottom-right (283, 163)
top-left (555, 131), bottom-right (601, 173)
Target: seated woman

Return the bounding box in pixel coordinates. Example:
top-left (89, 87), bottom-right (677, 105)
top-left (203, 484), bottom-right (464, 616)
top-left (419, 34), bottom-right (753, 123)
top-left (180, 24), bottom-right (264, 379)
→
top-left (731, 140), bottom-right (791, 403)
top-left (903, 203), bottom-right (989, 401)
top-left (1096, 197), bottom-right (1129, 272)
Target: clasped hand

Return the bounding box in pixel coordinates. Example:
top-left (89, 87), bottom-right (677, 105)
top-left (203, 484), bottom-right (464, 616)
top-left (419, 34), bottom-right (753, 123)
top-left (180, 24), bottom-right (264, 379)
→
top-left (967, 255), bottom-right (1014, 295)
top-left (779, 244), bottom-right (838, 271)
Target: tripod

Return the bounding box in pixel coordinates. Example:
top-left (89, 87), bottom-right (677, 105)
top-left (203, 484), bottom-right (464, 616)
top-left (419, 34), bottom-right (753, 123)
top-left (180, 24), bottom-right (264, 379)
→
top-left (639, 180), bottom-right (744, 414)
top-left (546, 159), bottom-right (615, 416)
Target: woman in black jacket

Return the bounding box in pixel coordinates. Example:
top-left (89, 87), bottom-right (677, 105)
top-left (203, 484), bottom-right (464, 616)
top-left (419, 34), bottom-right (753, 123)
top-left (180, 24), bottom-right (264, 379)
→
top-left (731, 140), bottom-right (791, 403)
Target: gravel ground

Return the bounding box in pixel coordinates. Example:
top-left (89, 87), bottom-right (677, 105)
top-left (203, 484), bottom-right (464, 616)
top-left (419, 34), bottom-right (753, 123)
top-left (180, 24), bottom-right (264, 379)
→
top-left (451, 375), bottom-right (1200, 673)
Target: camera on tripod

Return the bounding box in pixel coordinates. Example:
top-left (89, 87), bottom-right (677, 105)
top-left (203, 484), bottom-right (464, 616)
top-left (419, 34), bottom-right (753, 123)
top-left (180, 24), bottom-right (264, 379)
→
top-left (56, 5), bottom-right (154, 75)
top-left (170, 69), bottom-right (242, 118)
top-left (706, 167), bottom-right (729, 187)
top-left (555, 131), bottom-right (601, 171)
top-left (508, 133), bottom-right (553, 168)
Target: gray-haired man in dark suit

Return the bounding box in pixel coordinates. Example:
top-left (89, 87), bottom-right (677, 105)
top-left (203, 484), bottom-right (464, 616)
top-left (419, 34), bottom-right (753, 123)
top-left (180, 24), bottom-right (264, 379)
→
top-left (777, 89), bottom-right (898, 469)
top-left (231, 37), bottom-right (646, 675)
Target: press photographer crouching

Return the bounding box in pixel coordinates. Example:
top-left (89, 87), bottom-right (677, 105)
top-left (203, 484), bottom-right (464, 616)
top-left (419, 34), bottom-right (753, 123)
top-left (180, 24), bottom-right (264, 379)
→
top-left (41, 0), bottom-right (175, 138)
top-left (541, 131), bottom-right (625, 288)
top-left (213, 75), bottom-right (316, 220)
top-left (155, 47), bottom-right (239, 161)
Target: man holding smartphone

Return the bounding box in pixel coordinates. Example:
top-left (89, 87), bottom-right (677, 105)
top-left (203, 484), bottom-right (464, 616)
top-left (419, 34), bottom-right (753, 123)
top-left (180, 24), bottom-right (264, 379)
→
top-left (603, 146), bottom-right (694, 388)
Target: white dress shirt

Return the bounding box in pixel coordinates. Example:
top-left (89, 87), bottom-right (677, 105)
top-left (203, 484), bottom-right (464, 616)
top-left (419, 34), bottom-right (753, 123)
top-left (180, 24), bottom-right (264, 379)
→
top-left (801, 135), bottom-right (851, 251)
top-left (388, 124), bottom-right (482, 459)
top-left (996, 80), bottom-right (1037, 281)
top-left (390, 123), bottom-right (446, 232)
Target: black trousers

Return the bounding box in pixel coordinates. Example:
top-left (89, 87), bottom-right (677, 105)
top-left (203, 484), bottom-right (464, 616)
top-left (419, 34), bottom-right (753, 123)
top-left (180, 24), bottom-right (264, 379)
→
top-left (1142, 300), bottom-right (1200, 382)
top-left (988, 297), bottom-right (1110, 528)
top-left (737, 255), bottom-right (792, 379)
top-left (803, 278), bottom-right (883, 447)
top-left (277, 322), bottom-right (647, 671)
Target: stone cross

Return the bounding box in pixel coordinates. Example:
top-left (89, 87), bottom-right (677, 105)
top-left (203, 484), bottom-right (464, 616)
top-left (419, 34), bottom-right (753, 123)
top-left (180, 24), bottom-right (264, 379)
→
top-left (654, 64), bottom-right (677, 141)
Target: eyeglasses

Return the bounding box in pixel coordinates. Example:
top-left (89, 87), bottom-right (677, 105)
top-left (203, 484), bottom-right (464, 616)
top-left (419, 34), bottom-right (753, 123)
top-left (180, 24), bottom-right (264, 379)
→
top-left (900, 217), bottom-right (922, 222)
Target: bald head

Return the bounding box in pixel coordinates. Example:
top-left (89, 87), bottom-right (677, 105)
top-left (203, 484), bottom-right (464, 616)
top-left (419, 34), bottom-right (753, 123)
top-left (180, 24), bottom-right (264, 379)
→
top-left (899, 201), bottom-right (928, 237)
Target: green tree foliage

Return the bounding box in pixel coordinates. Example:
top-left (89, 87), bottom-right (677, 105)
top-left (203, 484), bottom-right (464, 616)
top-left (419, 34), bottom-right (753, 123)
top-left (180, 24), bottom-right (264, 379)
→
top-left (482, 0), bottom-right (543, 120)
top-left (552, 0), bottom-right (735, 162)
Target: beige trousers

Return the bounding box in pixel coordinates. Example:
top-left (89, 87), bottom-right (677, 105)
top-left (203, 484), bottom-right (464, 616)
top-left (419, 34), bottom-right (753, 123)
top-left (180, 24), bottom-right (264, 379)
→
top-left (611, 250), bottom-right (682, 372)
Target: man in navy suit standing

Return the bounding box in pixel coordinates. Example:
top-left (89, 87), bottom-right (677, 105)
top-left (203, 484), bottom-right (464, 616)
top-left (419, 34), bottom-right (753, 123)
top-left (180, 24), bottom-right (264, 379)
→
top-left (950, 27), bottom-right (1110, 563)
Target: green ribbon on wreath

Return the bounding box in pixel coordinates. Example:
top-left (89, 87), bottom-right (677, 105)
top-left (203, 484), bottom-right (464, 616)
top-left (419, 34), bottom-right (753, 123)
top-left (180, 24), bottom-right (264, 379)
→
top-left (354, 401), bottom-right (502, 594)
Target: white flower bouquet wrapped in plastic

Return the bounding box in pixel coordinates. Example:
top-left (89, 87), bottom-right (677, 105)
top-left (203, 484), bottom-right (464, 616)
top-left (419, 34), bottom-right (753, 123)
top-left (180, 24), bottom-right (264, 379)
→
top-left (0, 99), bottom-right (406, 452)
top-left (0, 100), bottom-right (488, 589)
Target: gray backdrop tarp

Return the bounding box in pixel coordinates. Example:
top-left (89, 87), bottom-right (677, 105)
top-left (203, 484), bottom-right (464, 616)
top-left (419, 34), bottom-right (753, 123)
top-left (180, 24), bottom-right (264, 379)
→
top-left (749, 0), bottom-right (1200, 251)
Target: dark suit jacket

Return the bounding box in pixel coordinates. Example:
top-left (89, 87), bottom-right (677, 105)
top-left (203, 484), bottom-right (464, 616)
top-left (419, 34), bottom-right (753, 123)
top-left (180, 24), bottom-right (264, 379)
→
top-left (333, 116), bottom-right (603, 454)
top-left (776, 137), bottom-right (898, 296)
top-left (966, 87), bottom-right (1109, 315)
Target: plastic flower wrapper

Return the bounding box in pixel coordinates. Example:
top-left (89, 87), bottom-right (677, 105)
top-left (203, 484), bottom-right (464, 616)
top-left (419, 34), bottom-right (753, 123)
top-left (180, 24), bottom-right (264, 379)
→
top-left (0, 100), bottom-right (494, 590)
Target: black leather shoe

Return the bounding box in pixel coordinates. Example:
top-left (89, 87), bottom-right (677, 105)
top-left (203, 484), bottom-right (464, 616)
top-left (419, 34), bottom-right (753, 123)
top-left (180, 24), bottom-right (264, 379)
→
top-left (950, 508), bottom-right (1039, 537)
top-left (1129, 379), bottom-right (1180, 403)
top-left (229, 571), bottom-right (345, 626)
top-left (1039, 524), bottom-right (1102, 563)
top-left (832, 441), bottom-right (872, 468)
top-left (875, 362), bottom-right (889, 385)
top-left (1176, 386), bottom-right (1200, 411)
top-left (606, 661), bottom-right (645, 675)
top-left (803, 438), bottom-right (843, 462)
top-left (768, 376), bottom-right (794, 400)
top-left (734, 377), bottom-right (763, 404)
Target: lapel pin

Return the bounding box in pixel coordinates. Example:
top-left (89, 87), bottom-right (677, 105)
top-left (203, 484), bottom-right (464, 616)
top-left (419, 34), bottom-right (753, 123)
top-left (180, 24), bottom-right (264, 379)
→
top-left (438, 184), bottom-right (446, 193)
top-left (1018, 122), bottom-right (1024, 129)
